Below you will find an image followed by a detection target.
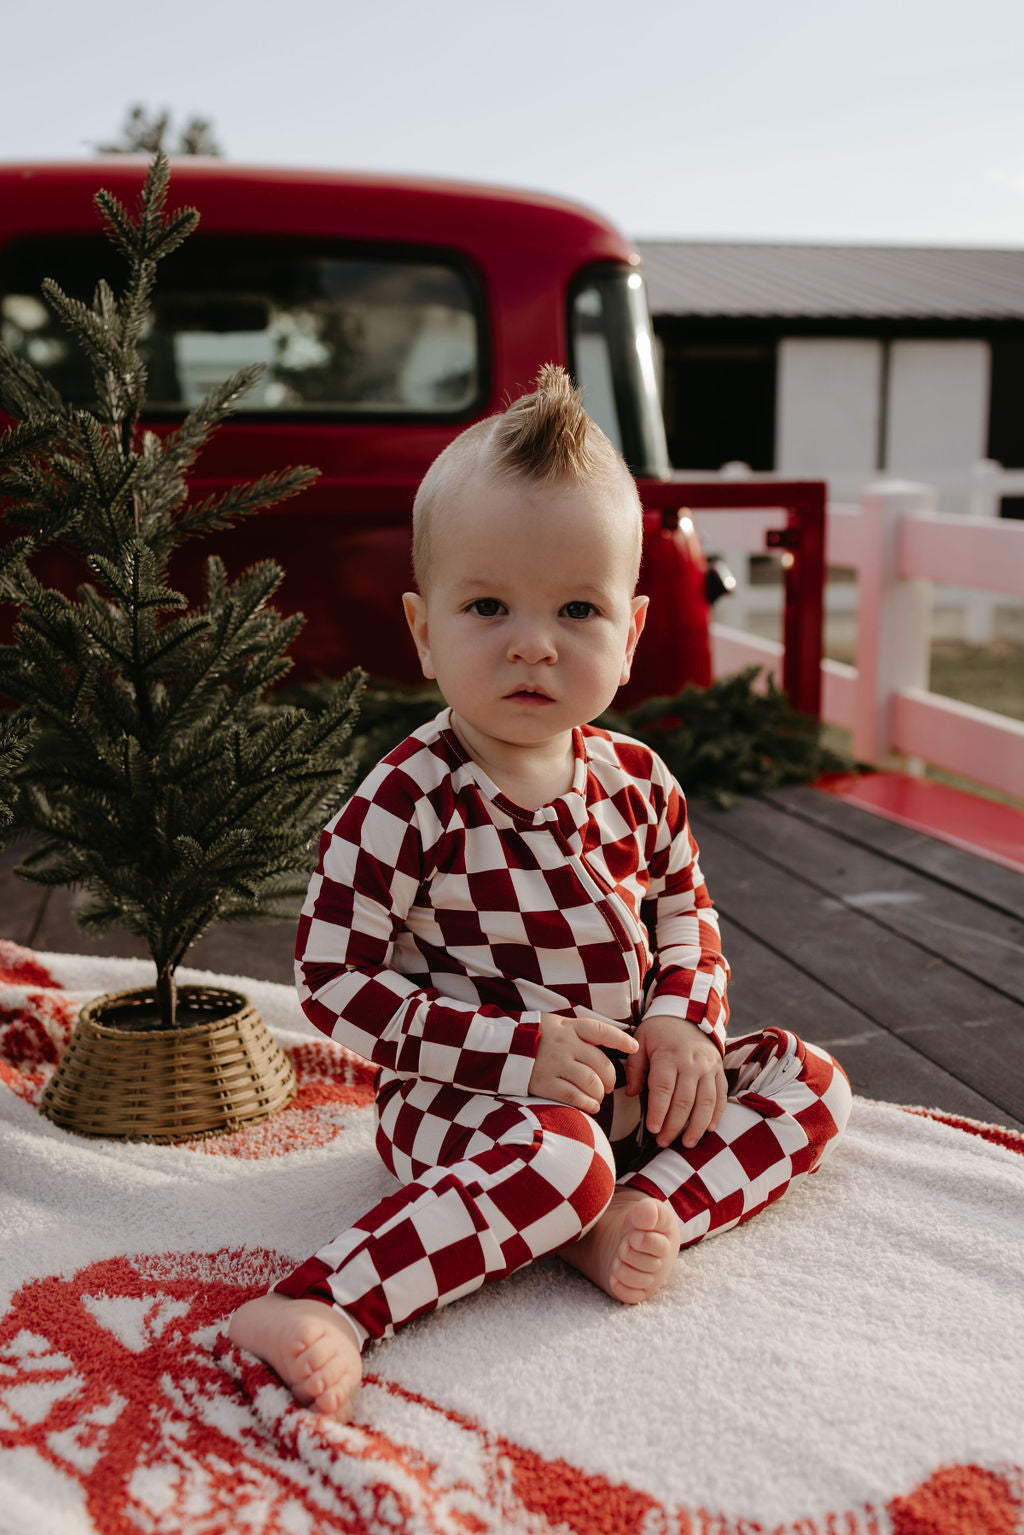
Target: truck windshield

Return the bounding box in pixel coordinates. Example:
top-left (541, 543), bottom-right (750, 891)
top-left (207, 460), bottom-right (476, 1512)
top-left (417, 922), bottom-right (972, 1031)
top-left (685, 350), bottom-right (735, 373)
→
top-left (0, 236), bottom-right (482, 416)
top-left (569, 265), bottom-right (670, 477)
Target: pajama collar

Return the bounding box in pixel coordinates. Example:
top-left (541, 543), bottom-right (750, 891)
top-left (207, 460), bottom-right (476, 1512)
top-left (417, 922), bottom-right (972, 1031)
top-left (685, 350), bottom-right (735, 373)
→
top-left (435, 707), bottom-right (592, 854)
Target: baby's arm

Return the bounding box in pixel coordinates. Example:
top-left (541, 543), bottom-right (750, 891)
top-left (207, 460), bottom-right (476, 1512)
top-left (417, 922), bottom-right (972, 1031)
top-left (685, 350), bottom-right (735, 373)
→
top-left (632, 757), bottom-right (731, 1144)
top-left (640, 762), bottom-right (730, 1047)
top-left (296, 768), bottom-right (541, 1098)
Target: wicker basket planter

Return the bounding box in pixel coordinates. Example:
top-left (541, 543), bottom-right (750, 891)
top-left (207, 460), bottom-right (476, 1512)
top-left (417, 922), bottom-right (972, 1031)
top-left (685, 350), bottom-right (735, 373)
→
top-left (39, 984), bottom-right (297, 1143)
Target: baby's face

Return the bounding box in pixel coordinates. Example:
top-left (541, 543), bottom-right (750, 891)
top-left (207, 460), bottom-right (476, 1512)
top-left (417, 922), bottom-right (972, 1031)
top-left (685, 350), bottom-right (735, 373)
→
top-left (403, 472), bottom-right (647, 756)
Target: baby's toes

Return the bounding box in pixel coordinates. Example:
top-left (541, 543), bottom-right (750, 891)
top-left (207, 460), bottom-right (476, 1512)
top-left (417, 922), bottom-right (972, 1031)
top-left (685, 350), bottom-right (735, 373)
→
top-left (618, 1239), bottom-right (664, 1275)
top-left (313, 1352), bottom-right (361, 1420)
top-left (293, 1331), bottom-right (334, 1381)
top-left (609, 1267), bottom-right (650, 1301)
top-left (613, 1196), bottom-right (682, 1300)
top-left (310, 1342), bottom-right (353, 1390)
top-left (630, 1225), bottom-right (673, 1257)
top-left (313, 1382), bottom-right (354, 1422)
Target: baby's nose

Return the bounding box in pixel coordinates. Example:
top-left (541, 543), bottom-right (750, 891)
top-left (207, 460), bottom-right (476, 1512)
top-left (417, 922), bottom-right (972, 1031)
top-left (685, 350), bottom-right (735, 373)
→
top-left (508, 620), bottom-right (557, 664)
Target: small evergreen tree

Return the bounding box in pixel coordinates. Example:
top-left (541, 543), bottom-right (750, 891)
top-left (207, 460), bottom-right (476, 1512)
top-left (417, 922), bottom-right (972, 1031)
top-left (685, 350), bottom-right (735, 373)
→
top-left (0, 154), bottom-right (362, 1027)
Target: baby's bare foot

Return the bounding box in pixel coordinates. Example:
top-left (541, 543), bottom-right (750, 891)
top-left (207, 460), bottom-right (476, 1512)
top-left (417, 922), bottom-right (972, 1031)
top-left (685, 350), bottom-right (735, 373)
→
top-left (228, 1293), bottom-right (362, 1421)
top-left (559, 1189), bottom-right (681, 1304)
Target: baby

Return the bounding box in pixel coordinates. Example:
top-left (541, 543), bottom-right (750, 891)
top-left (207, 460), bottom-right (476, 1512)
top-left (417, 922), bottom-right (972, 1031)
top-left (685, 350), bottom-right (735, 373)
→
top-left (229, 365), bottom-right (851, 1420)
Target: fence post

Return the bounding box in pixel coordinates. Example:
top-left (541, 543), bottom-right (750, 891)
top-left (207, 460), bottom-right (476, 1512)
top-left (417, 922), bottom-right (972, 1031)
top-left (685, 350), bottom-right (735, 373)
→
top-left (853, 480), bottom-right (935, 769)
top-left (963, 458), bottom-right (1002, 644)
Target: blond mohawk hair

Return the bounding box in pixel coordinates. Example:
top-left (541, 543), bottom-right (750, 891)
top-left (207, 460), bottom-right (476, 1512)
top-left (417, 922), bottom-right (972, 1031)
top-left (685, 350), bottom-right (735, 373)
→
top-left (490, 364), bottom-right (594, 484)
top-left (411, 363), bottom-right (642, 591)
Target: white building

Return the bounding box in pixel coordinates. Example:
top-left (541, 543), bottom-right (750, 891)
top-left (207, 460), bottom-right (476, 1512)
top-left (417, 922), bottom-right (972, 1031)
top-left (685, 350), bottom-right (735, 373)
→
top-left (636, 241), bottom-right (1024, 519)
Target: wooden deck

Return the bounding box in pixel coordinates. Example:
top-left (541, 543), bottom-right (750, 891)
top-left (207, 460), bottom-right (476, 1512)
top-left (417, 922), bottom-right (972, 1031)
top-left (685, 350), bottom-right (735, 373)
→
top-left (2, 784), bottom-right (1022, 1132)
top-left (698, 786), bottom-right (1023, 1132)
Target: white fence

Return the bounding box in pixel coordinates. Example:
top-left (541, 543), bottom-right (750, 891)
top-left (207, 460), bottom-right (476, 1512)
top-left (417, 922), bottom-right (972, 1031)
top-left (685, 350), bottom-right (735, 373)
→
top-left (691, 478), bottom-right (1024, 802)
top-left (708, 459), bottom-right (1024, 645)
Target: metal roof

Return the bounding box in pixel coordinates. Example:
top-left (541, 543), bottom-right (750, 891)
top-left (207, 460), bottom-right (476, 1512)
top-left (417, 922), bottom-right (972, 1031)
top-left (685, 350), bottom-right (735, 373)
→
top-left (635, 240), bottom-right (1024, 321)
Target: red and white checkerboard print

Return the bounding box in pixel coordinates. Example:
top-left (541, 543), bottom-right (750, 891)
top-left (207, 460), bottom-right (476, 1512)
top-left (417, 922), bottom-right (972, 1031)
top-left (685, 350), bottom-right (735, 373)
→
top-left (296, 711), bottom-right (730, 1101)
top-left (285, 715), bottom-right (850, 1340)
top-left (275, 1025), bottom-right (850, 1340)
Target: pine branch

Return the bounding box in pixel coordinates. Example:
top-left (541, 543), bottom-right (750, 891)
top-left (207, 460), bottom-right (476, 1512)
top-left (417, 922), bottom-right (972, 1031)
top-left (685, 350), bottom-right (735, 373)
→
top-left (41, 279), bottom-right (125, 382)
top-left (157, 365), bottom-right (272, 484)
top-left (176, 465), bottom-right (320, 540)
top-left (89, 190), bottom-right (138, 263)
top-left (0, 415), bottom-right (59, 467)
top-left (598, 668), bottom-right (853, 807)
top-left (74, 412), bottom-right (139, 532)
top-left (0, 456), bottom-right (86, 559)
top-left (0, 713), bottom-right (32, 841)
top-left (0, 535), bottom-right (34, 601)
top-left (94, 155), bottom-right (199, 266)
top-left (0, 340), bottom-right (67, 421)
top-left (85, 549), bottom-right (184, 612)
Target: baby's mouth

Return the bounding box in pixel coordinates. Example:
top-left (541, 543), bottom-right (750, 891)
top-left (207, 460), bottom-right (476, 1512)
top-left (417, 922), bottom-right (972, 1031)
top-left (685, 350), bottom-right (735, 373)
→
top-left (505, 686), bottom-right (554, 703)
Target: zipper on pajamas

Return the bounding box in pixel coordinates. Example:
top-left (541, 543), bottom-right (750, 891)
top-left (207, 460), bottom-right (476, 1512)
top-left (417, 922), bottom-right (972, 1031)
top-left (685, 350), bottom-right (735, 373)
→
top-left (543, 819), bottom-right (647, 1026)
top-left (585, 870), bottom-right (649, 1028)
top-left (580, 850), bottom-right (648, 959)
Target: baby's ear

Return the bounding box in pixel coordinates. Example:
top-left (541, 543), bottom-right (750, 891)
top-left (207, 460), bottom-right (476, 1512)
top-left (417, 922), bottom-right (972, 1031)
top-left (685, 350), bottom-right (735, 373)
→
top-left (402, 592), bottom-right (436, 679)
top-left (619, 595), bottom-right (649, 685)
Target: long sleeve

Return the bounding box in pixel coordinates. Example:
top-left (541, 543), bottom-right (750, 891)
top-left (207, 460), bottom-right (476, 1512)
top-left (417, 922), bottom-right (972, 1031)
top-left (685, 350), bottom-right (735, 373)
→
top-left (294, 758), bottom-right (541, 1097)
top-left (639, 767), bottom-right (730, 1054)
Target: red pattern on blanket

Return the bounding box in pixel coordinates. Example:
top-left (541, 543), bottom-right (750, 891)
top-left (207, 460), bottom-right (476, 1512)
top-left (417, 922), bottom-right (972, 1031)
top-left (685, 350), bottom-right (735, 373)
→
top-left (1, 1251), bottom-right (1021, 1535)
top-left (1, 940), bottom-right (1022, 1535)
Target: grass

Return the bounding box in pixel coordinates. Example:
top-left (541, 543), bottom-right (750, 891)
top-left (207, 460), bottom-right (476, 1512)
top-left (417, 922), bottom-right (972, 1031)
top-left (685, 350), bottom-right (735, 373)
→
top-left (928, 639), bottom-right (1024, 723)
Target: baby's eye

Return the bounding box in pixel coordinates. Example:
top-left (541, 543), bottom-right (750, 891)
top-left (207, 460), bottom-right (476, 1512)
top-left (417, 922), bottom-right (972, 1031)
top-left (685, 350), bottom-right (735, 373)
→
top-left (466, 598), bottom-right (505, 617)
top-left (562, 601), bottom-right (597, 621)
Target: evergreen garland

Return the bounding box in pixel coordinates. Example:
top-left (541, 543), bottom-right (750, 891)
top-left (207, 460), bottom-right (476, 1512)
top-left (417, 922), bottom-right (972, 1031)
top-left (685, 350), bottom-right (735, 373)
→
top-left (0, 154), bottom-right (362, 1026)
top-left (600, 669), bottom-right (851, 808)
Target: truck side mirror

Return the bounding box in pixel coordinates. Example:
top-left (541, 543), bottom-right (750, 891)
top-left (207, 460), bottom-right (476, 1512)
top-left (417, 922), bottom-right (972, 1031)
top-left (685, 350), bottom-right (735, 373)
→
top-left (704, 557), bottom-right (737, 605)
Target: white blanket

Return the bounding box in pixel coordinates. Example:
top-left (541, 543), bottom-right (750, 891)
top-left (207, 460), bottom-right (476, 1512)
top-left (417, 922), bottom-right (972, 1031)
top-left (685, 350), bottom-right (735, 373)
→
top-left (1, 943), bottom-right (1022, 1535)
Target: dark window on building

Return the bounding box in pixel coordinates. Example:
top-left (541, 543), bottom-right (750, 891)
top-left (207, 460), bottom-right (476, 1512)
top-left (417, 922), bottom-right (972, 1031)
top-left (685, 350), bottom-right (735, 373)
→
top-left (659, 339), bottom-right (776, 471)
top-left (987, 338), bottom-right (1024, 518)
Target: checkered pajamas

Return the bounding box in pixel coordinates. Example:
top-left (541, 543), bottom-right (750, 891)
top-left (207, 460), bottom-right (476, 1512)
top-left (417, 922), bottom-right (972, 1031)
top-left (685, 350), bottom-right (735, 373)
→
top-left (280, 709), bottom-right (851, 1343)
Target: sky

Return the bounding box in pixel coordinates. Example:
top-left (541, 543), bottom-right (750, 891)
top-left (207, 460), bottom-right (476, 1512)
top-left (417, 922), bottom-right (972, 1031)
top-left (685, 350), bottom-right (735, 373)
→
top-left (5, 0), bottom-right (1024, 248)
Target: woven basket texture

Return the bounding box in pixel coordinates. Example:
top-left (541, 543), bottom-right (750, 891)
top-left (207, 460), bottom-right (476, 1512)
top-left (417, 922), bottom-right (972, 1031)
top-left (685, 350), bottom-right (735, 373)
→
top-left (39, 984), bottom-right (297, 1143)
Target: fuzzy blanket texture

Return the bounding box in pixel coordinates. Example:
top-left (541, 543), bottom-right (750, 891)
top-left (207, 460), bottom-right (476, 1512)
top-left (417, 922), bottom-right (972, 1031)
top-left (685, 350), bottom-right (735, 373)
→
top-left (1, 941), bottom-right (1022, 1535)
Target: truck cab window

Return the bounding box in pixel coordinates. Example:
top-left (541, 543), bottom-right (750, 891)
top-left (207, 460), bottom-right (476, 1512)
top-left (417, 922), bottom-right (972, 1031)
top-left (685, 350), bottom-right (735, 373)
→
top-left (0, 237), bottom-right (482, 417)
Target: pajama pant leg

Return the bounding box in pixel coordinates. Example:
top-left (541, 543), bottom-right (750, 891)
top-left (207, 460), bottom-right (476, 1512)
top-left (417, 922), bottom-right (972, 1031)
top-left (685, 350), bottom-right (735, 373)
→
top-left (274, 1078), bottom-right (617, 1344)
top-left (618, 1027), bottom-right (852, 1246)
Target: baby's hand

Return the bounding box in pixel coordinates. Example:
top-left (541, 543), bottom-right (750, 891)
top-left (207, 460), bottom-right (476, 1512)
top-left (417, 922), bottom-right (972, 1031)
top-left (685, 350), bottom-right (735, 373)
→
top-left (529, 1013), bottom-right (639, 1113)
top-left (625, 1015), bottom-right (727, 1149)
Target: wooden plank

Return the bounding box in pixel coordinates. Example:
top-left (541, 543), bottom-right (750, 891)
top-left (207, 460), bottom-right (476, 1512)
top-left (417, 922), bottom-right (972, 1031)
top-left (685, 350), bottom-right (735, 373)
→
top-left (762, 785), bottom-right (1024, 920)
top-left (721, 924), bottom-right (1024, 1131)
top-left (697, 797), bottom-right (1024, 1004)
top-left (692, 817), bottom-right (1024, 1124)
top-left (0, 843), bottom-right (298, 986)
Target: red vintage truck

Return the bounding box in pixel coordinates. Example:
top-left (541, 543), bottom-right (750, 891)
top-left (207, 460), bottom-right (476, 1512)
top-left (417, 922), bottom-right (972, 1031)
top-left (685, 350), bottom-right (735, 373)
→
top-left (0, 160), bottom-right (716, 703)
